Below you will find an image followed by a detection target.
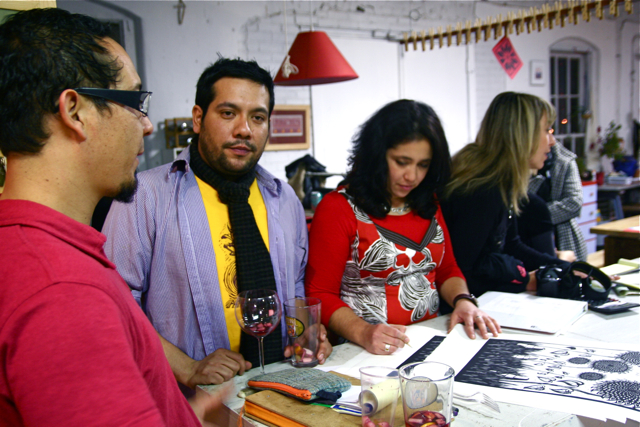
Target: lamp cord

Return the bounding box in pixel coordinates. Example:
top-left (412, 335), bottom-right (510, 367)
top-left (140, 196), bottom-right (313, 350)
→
top-left (284, 0), bottom-right (288, 48)
top-left (281, 0), bottom-right (298, 78)
top-left (281, 56), bottom-right (299, 78)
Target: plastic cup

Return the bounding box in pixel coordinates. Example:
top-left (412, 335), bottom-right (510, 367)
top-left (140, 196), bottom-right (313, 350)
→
top-left (359, 366), bottom-right (401, 427)
top-left (399, 362), bottom-right (455, 427)
top-left (310, 191), bottom-right (323, 211)
top-left (284, 297), bottom-right (321, 367)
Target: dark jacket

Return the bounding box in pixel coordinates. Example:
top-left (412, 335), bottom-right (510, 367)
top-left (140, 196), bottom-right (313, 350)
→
top-left (441, 185), bottom-right (568, 298)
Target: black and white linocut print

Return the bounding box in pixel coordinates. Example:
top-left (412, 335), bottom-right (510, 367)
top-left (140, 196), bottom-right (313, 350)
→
top-left (455, 338), bottom-right (640, 412)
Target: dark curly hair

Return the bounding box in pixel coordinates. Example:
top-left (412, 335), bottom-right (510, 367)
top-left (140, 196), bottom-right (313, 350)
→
top-left (195, 56), bottom-right (274, 121)
top-left (0, 8), bottom-right (119, 155)
top-left (343, 99), bottom-right (451, 219)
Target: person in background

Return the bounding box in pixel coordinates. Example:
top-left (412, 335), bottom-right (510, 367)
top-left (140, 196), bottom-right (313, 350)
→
top-left (0, 8), bottom-right (223, 425)
top-left (522, 132), bottom-right (587, 261)
top-left (305, 100), bottom-right (500, 355)
top-left (103, 57), bottom-right (331, 392)
top-left (442, 92), bottom-right (575, 298)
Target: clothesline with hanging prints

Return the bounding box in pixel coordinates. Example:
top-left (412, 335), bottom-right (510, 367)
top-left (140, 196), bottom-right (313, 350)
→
top-left (399, 0), bottom-right (634, 51)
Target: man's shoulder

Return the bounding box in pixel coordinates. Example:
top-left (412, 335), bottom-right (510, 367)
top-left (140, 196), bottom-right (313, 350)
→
top-left (255, 163), bottom-right (278, 185)
top-left (137, 159), bottom-right (187, 185)
top-left (255, 164), bottom-right (295, 200)
top-left (125, 159), bottom-right (195, 208)
top-left (255, 165), bottom-right (306, 222)
top-left (0, 228), bottom-right (123, 327)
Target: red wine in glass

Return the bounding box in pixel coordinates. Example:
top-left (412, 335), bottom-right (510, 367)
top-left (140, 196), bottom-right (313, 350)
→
top-left (235, 289), bottom-right (282, 374)
top-left (405, 410), bottom-right (448, 427)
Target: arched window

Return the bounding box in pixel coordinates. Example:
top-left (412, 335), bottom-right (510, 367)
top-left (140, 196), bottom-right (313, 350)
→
top-left (550, 38), bottom-right (598, 158)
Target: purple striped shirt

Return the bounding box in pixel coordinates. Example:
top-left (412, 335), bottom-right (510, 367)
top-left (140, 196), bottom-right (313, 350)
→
top-left (103, 149), bottom-right (307, 362)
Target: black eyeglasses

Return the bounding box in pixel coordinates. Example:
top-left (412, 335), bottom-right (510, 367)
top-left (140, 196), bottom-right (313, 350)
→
top-left (74, 88), bottom-right (152, 116)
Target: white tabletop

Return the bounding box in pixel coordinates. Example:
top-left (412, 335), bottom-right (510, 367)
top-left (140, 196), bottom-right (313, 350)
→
top-left (202, 293), bottom-right (640, 426)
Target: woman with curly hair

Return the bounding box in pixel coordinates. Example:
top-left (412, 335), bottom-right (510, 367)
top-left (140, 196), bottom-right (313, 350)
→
top-left (305, 100), bottom-right (499, 355)
top-left (442, 92), bottom-right (574, 298)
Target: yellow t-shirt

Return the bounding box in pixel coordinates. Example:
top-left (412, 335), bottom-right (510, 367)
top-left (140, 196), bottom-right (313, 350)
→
top-left (195, 175), bottom-right (269, 352)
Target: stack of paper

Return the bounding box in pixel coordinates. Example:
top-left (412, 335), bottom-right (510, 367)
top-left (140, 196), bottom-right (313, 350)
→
top-left (601, 258), bottom-right (640, 291)
top-left (606, 175), bottom-right (633, 184)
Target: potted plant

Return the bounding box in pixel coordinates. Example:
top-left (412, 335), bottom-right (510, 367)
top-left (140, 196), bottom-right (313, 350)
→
top-left (598, 122), bottom-right (638, 177)
top-left (596, 121), bottom-right (624, 160)
top-left (591, 122), bottom-right (625, 176)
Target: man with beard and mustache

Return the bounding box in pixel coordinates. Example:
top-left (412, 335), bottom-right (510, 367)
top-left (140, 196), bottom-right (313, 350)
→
top-left (0, 8), bottom-right (226, 425)
top-left (103, 57), bottom-right (331, 393)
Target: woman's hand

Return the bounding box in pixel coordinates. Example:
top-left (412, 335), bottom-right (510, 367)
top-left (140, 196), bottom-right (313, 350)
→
top-left (527, 270), bottom-right (538, 291)
top-left (328, 307), bottom-right (410, 355)
top-left (448, 299), bottom-right (501, 339)
top-left (362, 322), bottom-right (410, 355)
top-left (557, 250), bottom-right (577, 262)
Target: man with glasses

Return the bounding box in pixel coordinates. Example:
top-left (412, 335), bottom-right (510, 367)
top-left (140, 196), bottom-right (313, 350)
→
top-left (0, 8), bottom-right (224, 425)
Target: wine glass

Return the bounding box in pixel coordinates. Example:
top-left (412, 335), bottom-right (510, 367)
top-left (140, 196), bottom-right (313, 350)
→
top-left (234, 289), bottom-right (282, 374)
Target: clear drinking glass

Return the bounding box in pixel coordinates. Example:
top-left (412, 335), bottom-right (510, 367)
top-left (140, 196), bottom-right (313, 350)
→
top-left (399, 361), bottom-right (455, 427)
top-left (359, 366), bottom-right (401, 427)
top-left (234, 289), bottom-right (282, 374)
top-left (284, 297), bottom-right (322, 367)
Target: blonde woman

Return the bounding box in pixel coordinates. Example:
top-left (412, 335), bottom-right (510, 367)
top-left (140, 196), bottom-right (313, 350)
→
top-left (441, 92), bottom-right (574, 300)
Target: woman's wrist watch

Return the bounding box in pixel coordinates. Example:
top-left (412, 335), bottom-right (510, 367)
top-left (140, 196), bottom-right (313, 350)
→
top-left (452, 293), bottom-right (478, 307)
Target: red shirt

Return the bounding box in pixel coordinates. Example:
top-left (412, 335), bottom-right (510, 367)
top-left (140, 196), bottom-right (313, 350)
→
top-left (0, 200), bottom-right (200, 427)
top-left (305, 190), bottom-right (464, 327)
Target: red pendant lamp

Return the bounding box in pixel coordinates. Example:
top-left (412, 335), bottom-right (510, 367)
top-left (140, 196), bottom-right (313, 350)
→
top-left (274, 31), bottom-right (358, 86)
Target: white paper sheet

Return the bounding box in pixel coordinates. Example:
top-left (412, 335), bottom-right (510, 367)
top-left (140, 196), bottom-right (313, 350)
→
top-left (477, 291), bottom-right (587, 334)
top-left (336, 386), bottom-right (361, 404)
top-left (332, 325), bottom-right (444, 379)
top-left (426, 324), bottom-right (640, 424)
top-left (601, 259), bottom-right (640, 276)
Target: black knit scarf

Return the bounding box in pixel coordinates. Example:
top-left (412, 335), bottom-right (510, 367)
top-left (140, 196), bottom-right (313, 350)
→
top-left (189, 140), bottom-right (283, 368)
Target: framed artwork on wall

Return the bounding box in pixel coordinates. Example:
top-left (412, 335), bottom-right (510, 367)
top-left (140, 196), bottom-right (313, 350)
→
top-left (530, 60), bottom-right (546, 86)
top-left (266, 105), bottom-right (311, 151)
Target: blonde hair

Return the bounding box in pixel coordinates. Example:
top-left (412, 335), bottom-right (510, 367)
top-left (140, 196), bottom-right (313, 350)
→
top-left (445, 92), bottom-right (555, 214)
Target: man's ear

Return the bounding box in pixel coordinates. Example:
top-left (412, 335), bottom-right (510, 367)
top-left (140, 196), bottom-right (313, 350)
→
top-left (58, 89), bottom-right (88, 142)
top-left (192, 105), bottom-right (203, 134)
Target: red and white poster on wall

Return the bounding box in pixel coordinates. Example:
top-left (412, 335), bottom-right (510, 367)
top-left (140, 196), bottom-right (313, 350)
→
top-left (492, 36), bottom-right (523, 79)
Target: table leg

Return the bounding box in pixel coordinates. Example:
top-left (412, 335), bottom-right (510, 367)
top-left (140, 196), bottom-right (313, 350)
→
top-left (612, 195), bottom-right (624, 220)
top-left (598, 191), bottom-right (625, 220)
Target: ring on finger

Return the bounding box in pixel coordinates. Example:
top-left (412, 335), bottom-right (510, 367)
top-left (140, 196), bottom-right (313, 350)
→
top-left (475, 315), bottom-right (482, 319)
top-left (384, 343), bottom-right (390, 352)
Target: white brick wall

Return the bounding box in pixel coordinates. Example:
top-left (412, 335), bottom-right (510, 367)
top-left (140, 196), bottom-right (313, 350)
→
top-left (474, 41), bottom-right (506, 131)
top-left (243, 1), bottom-right (478, 180)
top-left (59, 1), bottom-right (638, 181)
top-left (236, 1), bottom-right (637, 180)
